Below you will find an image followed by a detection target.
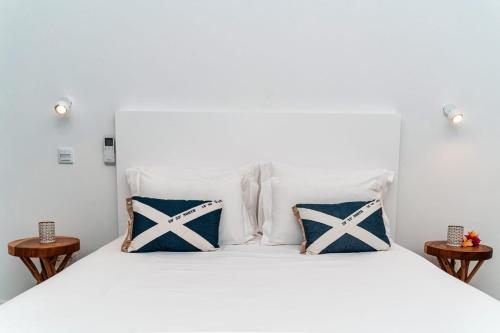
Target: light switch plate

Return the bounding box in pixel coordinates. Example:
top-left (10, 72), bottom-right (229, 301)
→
top-left (57, 147), bottom-right (74, 164)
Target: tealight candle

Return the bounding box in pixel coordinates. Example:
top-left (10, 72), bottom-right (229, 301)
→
top-left (39, 221), bottom-right (56, 244)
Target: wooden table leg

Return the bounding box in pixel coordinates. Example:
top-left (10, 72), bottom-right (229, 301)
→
top-left (18, 253), bottom-right (75, 284)
top-left (40, 257), bottom-right (56, 278)
top-left (439, 258), bottom-right (457, 277)
top-left (459, 260), bottom-right (470, 282)
top-left (436, 257), bottom-right (446, 271)
top-left (56, 254), bottom-right (72, 273)
top-left (465, 260), bottom-right (484, 283)
top-left (39, 258), bottom-right (48, 280)
top-left (20, 257), bottom-right (43, 284)
top-left (434, 256), bottom-right (487, 284)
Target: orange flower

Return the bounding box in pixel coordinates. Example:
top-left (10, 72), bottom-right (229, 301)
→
top-left (468, 230), bottom-right (478, 238)
top-left (462, 236), bottom-right (473, 247)
top-left (465, 230), bottom-right (481, 246)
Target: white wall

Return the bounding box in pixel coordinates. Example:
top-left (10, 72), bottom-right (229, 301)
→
top-left (1, 0), bottom-right (499, 300)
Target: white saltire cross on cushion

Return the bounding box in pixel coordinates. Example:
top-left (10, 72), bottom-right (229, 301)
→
top-left (293, 199), bottom-right (390, 254)
top-left (121, 197), bottom-right (223, 253)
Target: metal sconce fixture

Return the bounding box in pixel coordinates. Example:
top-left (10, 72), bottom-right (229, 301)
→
top-left (53, 97), bottom-right (72, 116)
top-left (442, 104), bottom-right (464, 125)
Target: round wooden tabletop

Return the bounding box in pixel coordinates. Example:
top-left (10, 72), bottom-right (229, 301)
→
top-left (425, 241), bottom-right (493, 261)
top-left (8, 236), bottom-right (80, 258)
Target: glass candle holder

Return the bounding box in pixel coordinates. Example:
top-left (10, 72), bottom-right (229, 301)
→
top-left (39, 221), bottom-right (56, 244)
top-left (447, 225), bottom-right (464, 247)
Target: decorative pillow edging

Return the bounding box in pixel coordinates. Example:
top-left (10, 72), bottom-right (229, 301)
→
top-left (292, 206), bottom-right (307, 254)
top-left (121, 197), bottom-right (134, 252)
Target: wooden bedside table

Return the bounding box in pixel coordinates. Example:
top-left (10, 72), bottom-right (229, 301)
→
top-left (424, 240), bottom-right (493, 283)
top-left (8, 236), bottom-right (80, 284)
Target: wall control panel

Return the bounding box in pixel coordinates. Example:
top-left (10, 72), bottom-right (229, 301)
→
top-left (57, 147), bottom-right (74, 164)
top-left (104, 137), bottom-right (116, 165)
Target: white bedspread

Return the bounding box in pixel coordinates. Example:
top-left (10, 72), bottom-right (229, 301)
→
top-left (0, 239), bottom-right (499, 332)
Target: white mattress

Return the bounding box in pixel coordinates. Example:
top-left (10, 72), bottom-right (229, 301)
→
top-left (0, 239), bottom-right (499, 332)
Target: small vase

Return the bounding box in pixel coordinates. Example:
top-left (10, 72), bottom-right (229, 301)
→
top-left (447, 225), bottom-right (464, 247)
top-left (39, 221), bottom-right (56, 244)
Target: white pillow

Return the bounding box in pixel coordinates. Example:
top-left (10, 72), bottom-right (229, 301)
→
top-left (259, 163), bottom-right (394, 245)
top-left (126, 164), bottom-right (260, 245)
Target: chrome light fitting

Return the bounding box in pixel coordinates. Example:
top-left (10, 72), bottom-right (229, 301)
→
top-left (442, 104), bottom-right (464, 125)
top-left (54, 97), bottom-right (72, 116)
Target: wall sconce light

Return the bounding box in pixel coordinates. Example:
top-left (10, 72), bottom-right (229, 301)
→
top-left (442, 104), bottom-right (464, 125)
top-left (53, 97), bottom-right (72, 116)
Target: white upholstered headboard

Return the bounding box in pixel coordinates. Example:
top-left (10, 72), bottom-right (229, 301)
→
top-left (115, 111), bottom-right (401, 237)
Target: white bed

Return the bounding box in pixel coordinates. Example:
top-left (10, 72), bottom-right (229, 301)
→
top-left (0, 239), bottom-right (499, 332)
top-left (1, 111), bottom-right (498, 332)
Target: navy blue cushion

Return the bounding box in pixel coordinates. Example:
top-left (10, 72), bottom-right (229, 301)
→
top-left (294, 199), bottom-right (390, 254)
top-left (122, 197), bottom-right (223, 253)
